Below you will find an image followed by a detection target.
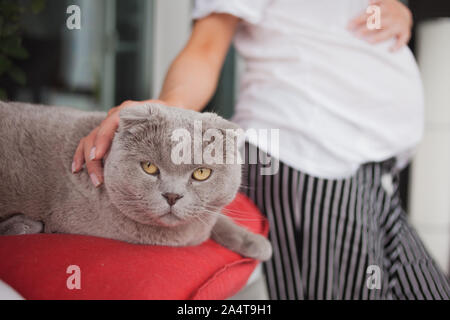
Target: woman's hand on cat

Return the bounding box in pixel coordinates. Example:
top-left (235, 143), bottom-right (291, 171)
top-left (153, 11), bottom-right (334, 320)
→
top-left (72, 99), bottom-right (167, 187)
top-left (348, 0), bottom-right (413, 52)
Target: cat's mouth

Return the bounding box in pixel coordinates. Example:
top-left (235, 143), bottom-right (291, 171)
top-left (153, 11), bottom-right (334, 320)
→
top-left (159, 211), bottom-right (180, 219)
top-left (157, 209), bottom-right (183, 224)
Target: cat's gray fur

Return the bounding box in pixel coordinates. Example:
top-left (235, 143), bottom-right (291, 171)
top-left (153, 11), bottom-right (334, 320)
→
top-left (0, 101), bottom-right (272, 261)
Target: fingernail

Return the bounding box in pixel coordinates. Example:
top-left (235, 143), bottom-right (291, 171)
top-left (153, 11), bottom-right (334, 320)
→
top-left (90, 173), bottom-right (101, 187)
top-left (71, 161), bottom-right (77, 173)
top-left (89, 147), bottom-right (96, 161)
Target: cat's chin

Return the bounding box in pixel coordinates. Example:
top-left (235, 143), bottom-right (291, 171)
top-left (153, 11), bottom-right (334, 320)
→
top-left (119, 209), bottom-right (188, 228)
top-left (155, 211), bottom-right (186, 227)
top-left (141, 207), bottom-right (192, 227)
top-left (129, 213), bottom-right (187, 228)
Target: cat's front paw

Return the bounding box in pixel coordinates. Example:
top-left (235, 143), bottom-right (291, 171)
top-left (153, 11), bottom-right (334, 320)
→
top-left (240, 233), bottom-right (273, 261)
top-left (0, 215), bottom-right (44, 235)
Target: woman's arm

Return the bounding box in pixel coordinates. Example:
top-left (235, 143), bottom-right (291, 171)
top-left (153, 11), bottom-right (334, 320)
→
top-left (160, 13), bottom-right (240, 110)
top-left (72, 13), bottom-right (239, 186)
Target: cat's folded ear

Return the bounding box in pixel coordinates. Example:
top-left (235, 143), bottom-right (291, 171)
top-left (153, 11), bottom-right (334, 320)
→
top-left (201, 112), bottom-right (244, 143)
top-left (201, 112), bottom-right (241, 132)
top-left (118, 103), bottom-right (163, 132)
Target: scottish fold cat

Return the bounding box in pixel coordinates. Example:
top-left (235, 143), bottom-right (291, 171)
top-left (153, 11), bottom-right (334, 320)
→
top-left (0, 102), bottom-right (272, 261)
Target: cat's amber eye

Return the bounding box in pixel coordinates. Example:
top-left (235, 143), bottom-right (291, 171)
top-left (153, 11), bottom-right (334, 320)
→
top-left (192, 168), bottom-right (212, 181)
top-left (141, 162), bottom-right (159, 175)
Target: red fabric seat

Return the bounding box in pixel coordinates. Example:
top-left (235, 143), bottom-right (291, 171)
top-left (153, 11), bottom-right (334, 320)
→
top-left (0, 193), bottom-right (268, 300)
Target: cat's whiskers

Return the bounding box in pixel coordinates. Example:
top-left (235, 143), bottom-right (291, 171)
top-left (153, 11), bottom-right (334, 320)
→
top-left (190, 205), bottom-right (263, 222)
top-left (202, 204), bottom-right (265, 221)
top-left (238, 184), bottom-right (254, 190)
top-left (191, 214), bottom-right (221, 240)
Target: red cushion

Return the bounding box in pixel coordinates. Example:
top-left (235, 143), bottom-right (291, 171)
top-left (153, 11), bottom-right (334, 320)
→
top-left (0, 193), bottom-right (268, 300)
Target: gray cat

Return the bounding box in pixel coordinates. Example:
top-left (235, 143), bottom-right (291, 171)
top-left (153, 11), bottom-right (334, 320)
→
top-left (0, 101), bottom-right (272, 261)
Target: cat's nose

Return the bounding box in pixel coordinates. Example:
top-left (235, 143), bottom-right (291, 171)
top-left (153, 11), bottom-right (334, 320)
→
top-left (162, 193), bottom-right (183, 206)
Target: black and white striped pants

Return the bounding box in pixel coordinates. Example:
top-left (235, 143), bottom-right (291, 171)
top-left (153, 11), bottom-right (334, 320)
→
top-left (243, 144), bottom-right (450, 300)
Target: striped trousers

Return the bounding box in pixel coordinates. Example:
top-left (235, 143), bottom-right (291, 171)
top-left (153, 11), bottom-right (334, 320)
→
top-left (242, 144), bottom-right (450, 300)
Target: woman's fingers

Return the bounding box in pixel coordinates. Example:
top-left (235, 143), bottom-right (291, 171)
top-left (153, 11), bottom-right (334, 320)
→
top-left (348, 0), bottom-right (412, 51)
top-left (92, 100), bottom-right (141, 160)
top-left (72, 137), bottom-right (87, 173)
top-left (72, 126), bottom-right (105, 187)
top-left (347, 12), bottom-right (371, 31)
top-left (107, 106), bottom-right (119, 116)
top-left (92, 114), bottom-right (120, 161)
top-left (72, 99), bottom-right (169, 187)
top-left (367, 28), bottom-right (396, 44)
top-left (390, 30), bottom-right (411, 52)
top-left (353, 24), bottom-right (379, 38)
top-left (82, 127), bottom-right (104, 187)
top-left (72, 101), bottom-right (134, 186)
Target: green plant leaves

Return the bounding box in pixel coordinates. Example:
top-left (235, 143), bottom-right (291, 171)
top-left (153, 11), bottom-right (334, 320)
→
top-left (0, 54), bottom-right (12, 76)
top-left (31, 0), bottom-right (46, 14)
top-left (0, 0), bottom-right (46, 96)
top-left (0, 36), bottom-right (29, 59)
top-left (0, 88), bottom-right (7, 100)
top-left (8, 65), bottom-right (26, 85)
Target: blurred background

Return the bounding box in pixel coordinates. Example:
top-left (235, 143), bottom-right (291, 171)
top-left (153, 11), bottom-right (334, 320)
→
top-left (0, 0), bottom-right (449, 276)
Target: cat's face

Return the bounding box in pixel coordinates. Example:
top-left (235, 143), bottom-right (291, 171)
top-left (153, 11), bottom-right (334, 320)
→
top-left (104, 104), bottom-right (242, 227)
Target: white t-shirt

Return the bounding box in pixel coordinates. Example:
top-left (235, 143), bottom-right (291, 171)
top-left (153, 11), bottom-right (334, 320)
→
top-left (192, 0), bottom-right (424, 178)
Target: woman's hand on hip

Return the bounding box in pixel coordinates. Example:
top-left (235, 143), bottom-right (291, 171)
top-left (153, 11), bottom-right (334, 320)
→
top-left (348, 0), bottom-right (413, 52)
